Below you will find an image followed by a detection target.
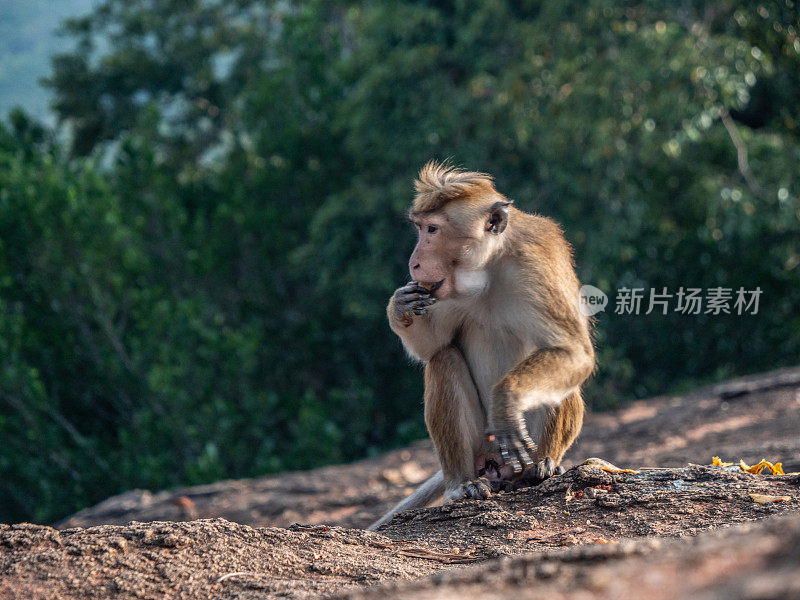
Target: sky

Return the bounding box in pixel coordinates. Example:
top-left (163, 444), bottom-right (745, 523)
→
top-left (0, 0), bottom-right (95, 123)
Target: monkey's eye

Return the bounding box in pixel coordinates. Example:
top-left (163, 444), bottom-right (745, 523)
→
top-left (427, 225), bottom-right (438, 234)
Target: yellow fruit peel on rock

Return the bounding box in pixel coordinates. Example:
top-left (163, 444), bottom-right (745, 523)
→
top-left (739, 459), bottom-right (784, 475)
top-left (582, 457), bottom-right (639, 474)
top-left (749, 493), bottom-right (791, 504)
top-left (710, 457), bottom-right (784, 475)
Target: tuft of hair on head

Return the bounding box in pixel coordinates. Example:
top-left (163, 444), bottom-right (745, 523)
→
top-left (413, 160), bottom-right (497, 213)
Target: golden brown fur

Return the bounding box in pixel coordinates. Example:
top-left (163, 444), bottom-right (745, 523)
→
top-left (424, 346), bottom-right (484, 484)
top-left (369, 161), bottom-right (594, 530)
top-left (413, 161), bottom-right (498, 214)
top-left (537, 390), bottom-right (585, 464)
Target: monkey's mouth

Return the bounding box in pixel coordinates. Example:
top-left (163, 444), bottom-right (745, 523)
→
top-left (420, 279), bottom-right (445, 293)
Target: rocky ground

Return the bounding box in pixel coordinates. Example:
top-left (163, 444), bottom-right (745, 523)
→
top-left (2, 366), bottom-right (800, 599)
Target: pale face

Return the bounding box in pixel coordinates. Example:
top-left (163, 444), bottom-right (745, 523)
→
top-left (408, 212), bottom-right (460, 299)
top-left (408, 204), bottom-right (506, 300)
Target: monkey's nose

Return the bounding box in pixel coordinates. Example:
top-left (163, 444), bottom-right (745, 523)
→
top-left (412, 264), bottom-right (421, 270)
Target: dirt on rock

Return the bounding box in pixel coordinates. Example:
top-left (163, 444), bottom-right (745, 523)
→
top-left (57, 440), bottom-right (441, 531)
top-left (336, 511), bottom-right (800, 600)
top-left (2, 366), bottom-right (800, 599)
top-left (58, 366), bottom-right (800, 531)
top-left (3, 465), bottom-right (799, 599)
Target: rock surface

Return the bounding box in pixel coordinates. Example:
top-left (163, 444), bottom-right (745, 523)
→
top-left (336, 512), bottom-right (800, 600)
top-left (2, 366), bottom-right (799, 599)
top-left (3, 464), bottom-right (799, 599)
top-left (58, 366), bottom-right (800, 531)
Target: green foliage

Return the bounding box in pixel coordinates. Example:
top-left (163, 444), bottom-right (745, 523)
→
top-left (1, 0), bottom-right (798, 523)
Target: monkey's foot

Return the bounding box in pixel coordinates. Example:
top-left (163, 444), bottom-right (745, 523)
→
top-left (456, 476), bottom-right (507, 500)
top-left (515, 457), bottom-right (565, 487)
top-left (461, 477), bottom-right (491, 499)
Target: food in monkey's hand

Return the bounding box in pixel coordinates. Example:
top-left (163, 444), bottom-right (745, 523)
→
top-left (391, 280), bottom-right (439, 328)
top-left (403, 281), bottom-right (440, 326)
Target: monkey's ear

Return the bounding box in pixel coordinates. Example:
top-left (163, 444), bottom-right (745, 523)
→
top-left (487, 200), bottom-right (512, 234)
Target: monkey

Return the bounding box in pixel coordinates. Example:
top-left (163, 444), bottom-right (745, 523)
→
top-left (368, 161), bottom-right (594, 531)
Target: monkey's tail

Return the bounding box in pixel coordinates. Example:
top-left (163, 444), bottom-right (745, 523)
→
top-left (366, 469), bottom-right (444, 531)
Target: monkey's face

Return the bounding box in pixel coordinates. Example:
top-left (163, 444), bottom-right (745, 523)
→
top-left (408, 214), bottom-right (459, 299)
top-left (408, 202), bottom-right (510, 300)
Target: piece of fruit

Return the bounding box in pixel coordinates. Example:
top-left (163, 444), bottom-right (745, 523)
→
top-left (749, 493), bottom-right (791, 503)
top-left (582, 457), bottom-right (639, 474)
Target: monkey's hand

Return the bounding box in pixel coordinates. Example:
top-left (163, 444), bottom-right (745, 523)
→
top-left (487, 414), bottom-right (537, 475)
top-left (390, 281), bottom-right (437, 327)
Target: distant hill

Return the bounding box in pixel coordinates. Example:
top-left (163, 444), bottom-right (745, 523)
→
top-left (0, 0), bottom-right (95, 123)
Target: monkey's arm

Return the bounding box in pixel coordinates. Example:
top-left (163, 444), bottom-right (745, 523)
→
top-left (490, 344), bottom-right (594, 473)
top-left (387, 282), bottom-right (455, 362)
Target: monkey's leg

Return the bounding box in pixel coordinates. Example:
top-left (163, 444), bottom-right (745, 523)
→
top-left (491, 346), bottom-right (593, 474)
top-left (424, 345), bottom-right (489, 500)
top-left (519, 389), bottom-right (585, 483)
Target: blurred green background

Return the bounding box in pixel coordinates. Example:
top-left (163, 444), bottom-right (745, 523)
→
top-left (0, 0), bottom-right (798, 524)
